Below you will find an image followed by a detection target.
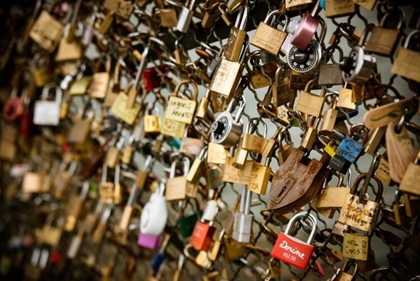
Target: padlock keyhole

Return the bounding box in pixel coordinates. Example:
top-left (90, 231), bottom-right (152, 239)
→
top-left (276, 186), bottom-right (287, 199)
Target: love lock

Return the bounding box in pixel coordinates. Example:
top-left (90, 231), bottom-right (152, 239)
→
top-left (271, 212), bottom-right (317, 270)
top-left (211, 96), bottom-right (246, 148)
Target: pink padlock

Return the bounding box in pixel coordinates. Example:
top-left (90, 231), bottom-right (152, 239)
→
top-left (137, 233), bottom-right (160, 250)
top-left (271, 212), bottom-right (317, 270)
top-left (290, 0), bottom-right (321, 50)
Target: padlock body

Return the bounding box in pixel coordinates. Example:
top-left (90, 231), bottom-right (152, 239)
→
top-left (271, 232), bottom-right (314, 270)
top-left (176, 7), bottom-right (193, 33)
top-left (137, 233), bottom-right (160, 250)
top-left (190, 221), bottom-right (216, 251)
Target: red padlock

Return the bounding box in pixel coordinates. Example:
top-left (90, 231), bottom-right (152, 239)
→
top-left (289, 0), bottom-right (320, 50)
top-left (189, 220), bottom-right (216, 251)
top-left (143, 65), bottom-right (167, 91)
top-left (3, 88), bottom-right (24, 122)
top-left (271, 212), bottom-right (317, 270)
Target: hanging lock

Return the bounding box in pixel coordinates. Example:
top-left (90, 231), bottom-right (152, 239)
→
top-left (251, 10), bottom-right (288, 56)
top-left (63, 181), bottom-right (89, 232)
top-left (211, 96), bottom-right (246, 148)
top-left (289, 0), bottom-right (321, 50)
top-left (271, 212), bottom-right (317, 270)
top-left (166, 157), bottom-right (193, 201)
top-left (176, 0), bottom-right (197, 33)
top-left (140, 180), bottom-right (168, 236)
top-left (99, 163), bottom-right (122, 205)
top-left (338, 157), bottom-right (383, 233)
top-left (392, 29), bottom-right (420, 83)
top-left (287, 19), bottom-right (325, 74)
top-left (365, 9), bottom-right (404, 56)
top-left (318, 46), bottom-right (344, 86)
top-left (340, 27), bottom-right (377, 86)
top-left (33, 83), bottom-right (62, 126)
top-left (209, 38), bottom-right (249, 97)
top-left (224, 2), bottom-right (249, 62)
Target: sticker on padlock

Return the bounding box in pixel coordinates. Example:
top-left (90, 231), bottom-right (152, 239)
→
top-left (271, 212), bottom-right (317, 270)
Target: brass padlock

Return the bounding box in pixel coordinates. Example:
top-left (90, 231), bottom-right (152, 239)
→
top-left (166, 157), bottom-right (190, 201)
top-left (365, 9), bottom-right (404, 56)
top-left (296, 80), bottom-right (326, 117)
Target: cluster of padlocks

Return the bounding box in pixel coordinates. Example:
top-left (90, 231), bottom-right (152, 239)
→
top-left (0, 0), bottom-right (420, 280)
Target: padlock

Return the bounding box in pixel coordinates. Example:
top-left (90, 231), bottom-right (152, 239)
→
top-left (24, 248), bottom-right (49, 281)
top-left (277, 130), bottom-right (294, 164)
top-left (105, 136), bottom-right (125, 168)
top-left (325, 0), bottom-right (355, 18)
top-left (209, 39), bottom-right (248, 97)
top-left (271, 212), bottom-right (317, 270)
top-left (143, 65), bottom-right (167, 91)
top-left (232, 186), bottom-right (253, 243)
top-left (337, 83), bottom-right (357, 111)
top-left (2, 87), bottom-right (24, 122)
top-left (320, 94), bottom-right (338, 133)
top-left (340, 27), bottom-right (377, 86)
top-left (138, 233), bottom-right (161, 250)
top-left (287, 18), bottom-right (325, 74)
top-left (136, 155), bottom-right (154, 188)
top-left (242, 118), bottom-right (268, 154)
top-left (178, 203), bottom-right (203, 238)
top-left (30, 52), bottom-right (54, 87)
top-left (63, 181), bottom-right (89, 232)
top-left (286, 0), bottom-right (313, 10)
top-left (164, 80), bottom-right (198, 126)
top-left (335, 127), bottom-right (366, 164)
top-left (166, 157), bottom-right (190, 201)
top-left (329, 154), bottom-right (352, 174)
top-left (33, 83), bottom-right (62, 126)
top-left (224, 3), bottom-right (249, 61)
top-left (110, 83), bottom-right (142, 125)
top-left (119, 184), bottom-right (141, 232)
top-left (22, 172), bottom-right (44, 193)
top-left (41, 215), bottom-right (64, 247)
top-left (392, 29), bottom-right (420, 83)
top-left (251, 10), bottom-right (288, 56)
top-left (272, 66), bottom-right (297, 107)
top-left (211, 96), bottom-right (245, 148)
top-left (399, 150), bottom-right (420, 196)
top-left (29, 10), bottom-right (65, 52)
top-left (151, 234), bottom-right (171, 272)
top-left (140, 180), bottom-right (168, 236)
top-left (176, 0), bottom-right (196, 33)
top-left (318, 46), bottom-right (344, 86)
top-left (289, 0), bottom-right (321, 50)
top-left (67, 103), bottom-right (94, 144)
top-left (99, 162), bottom-right (121, 204)
top-left (270, 149), bottom-right (330, 214)
top-left (338, 156), bottom-right (383, 233)
top-left (144, 103), bottom-right (162, 134)
top-left (160, 6), bottom-right (178, 28)
top-left (89, 55), bottom-right (111, 99)
top-left (223, 234), bottom-right (247, 262)
top-left (296, 80), bottom-right (325, 117)
top-left (190, 220), bottom-right (216, 251)
top-left (52, 161), bottom-right (77, 199)
top-left (365, 9), bottom-right (404, 56)
top-left (248, 153), bottom-right (272, 196)
top-left (329, 260), bottom-right (357, 281)
top-left (187, 147), bottom-right (207, 184)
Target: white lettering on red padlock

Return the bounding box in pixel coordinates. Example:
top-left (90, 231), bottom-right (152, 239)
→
top-left (271, 212), bottom-right (317, 270)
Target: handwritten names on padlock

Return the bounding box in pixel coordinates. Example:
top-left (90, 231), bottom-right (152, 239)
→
top-left (165, 97), bottom-right (196, 124)
top-left (29, 11), bottom-right (64, 53)
top-left (335, 135), bottom-right (364, 163)
top-left (338, 193), bottom-right (380, 232)
top-left (343, 233), bottom-right (368, 260)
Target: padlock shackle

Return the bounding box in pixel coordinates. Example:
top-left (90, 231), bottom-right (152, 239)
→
top-left (285, 212), bottom-right (317, 244)
top-left (404, 29), bottom-right (420, 48)
top-left (173, 80), bottom-right (199, 101)
top-left (379, 8), bottom-right (404, 30)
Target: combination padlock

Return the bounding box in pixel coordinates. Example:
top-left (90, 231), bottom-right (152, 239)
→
top-left (340, 26), bottom-right (377, 86)
top-left (211, 96), bottom-right (246, 148)
top-left (286, 19), bottom-right (325, 74)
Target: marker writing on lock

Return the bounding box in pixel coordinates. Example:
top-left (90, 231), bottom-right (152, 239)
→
top-left (278, 241), bottom-right (305, 260)
top-left (168, 100), bottom-right (193, 111)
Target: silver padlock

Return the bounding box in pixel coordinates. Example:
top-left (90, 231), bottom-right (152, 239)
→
top-left (33, 83), bottom-right (62, 126)
top-left (176, 0), bottom-right (197, 33)
top-left (286, 19), bottom-right (325, 74)
top-left (232, 186), bottom-right (253, 243)
top-left (211, 96), bottom-right (246, 148)
top-left (340, 27), bottom-right (377, 86)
